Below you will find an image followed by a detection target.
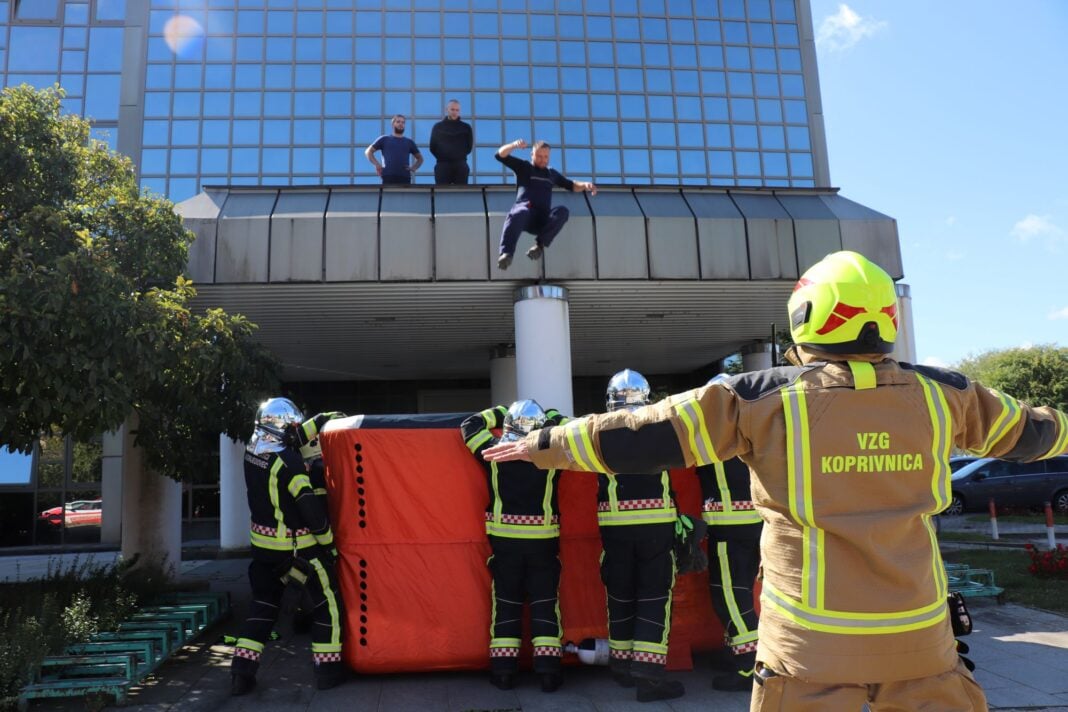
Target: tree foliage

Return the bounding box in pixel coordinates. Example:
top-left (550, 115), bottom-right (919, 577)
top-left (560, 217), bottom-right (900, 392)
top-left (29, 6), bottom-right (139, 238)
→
top-left (0, 85), bottom-right (279, 480)
top-left (955, 345), bottom-right (1068, 412)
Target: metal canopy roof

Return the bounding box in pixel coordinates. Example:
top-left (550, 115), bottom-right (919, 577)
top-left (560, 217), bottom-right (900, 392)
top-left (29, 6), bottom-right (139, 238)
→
top-left (179, 184), bottom-right (899, 382)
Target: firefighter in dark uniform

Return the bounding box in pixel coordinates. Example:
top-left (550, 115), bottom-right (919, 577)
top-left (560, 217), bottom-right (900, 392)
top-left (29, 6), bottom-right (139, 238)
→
top-left (461, 399), bottom-right (568, 692)
top-left (598, 369), bottom-right (685, 703)
top-left (697, 455), bottom-right (762, 691)
top-left (230, 398), bottom-right (346, 696)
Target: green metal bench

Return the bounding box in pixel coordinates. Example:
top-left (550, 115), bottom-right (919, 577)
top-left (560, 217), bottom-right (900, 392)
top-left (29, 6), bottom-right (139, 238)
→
top-left (18, 591), bottom-right (230, 710)
top-left (946, 564), bottom-right (1005, 603)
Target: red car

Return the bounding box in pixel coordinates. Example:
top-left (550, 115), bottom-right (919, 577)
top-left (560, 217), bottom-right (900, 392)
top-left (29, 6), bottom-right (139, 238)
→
top-left (38, 499), bottom-right (103, 528)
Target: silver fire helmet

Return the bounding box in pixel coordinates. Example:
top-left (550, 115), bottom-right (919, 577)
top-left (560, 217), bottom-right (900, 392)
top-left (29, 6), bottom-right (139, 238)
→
top-left (501, 399), bottom-right (547, 442)
top-left (247, 397), bottom-right (304, 455)
top-left (606, 369), bottom-right (651, 412)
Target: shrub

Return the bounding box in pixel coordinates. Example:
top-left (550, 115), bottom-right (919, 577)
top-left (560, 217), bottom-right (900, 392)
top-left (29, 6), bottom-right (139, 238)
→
top-left (1025, 543), bottom-right (1068, 579)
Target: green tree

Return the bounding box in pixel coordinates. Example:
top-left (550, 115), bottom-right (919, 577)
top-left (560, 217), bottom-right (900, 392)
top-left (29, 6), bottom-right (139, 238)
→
top-left (955, 345), bottom-right (1068, 411)
top-left (0, 85), bottom-right (279, 480)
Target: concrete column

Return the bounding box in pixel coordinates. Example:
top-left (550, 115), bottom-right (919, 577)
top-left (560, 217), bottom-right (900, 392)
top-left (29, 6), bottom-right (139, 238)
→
top-left (741, 342), bottom-right (774, 372)
top-left (514, 285), bottom-right (574, 417)
top-left (489, 344), bottom-right (517, 406)
top-left (119, 414), bottom-right (182, 577)
top-left (891, 283), bottom-right (917, 364)
top-left (219, 434), bottom-right (250, 552)
top-left (99, 428), bottom-right (123, 547)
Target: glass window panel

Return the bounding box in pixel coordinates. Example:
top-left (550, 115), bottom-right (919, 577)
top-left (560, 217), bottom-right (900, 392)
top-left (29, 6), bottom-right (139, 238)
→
top-left (676, 122), bottom-right (702, 147)
top-left (789, 152), bottom-right (812, 177)
top-left (676, 95), bottom-right (701, 121)
top-left (562, 94), bottom-right (588, 118)
top-left (325, 10), bottom-right (352, 35)
top-left (10, 28), bottom-right (60, 72)
top-left (614, 17), bottom-right (640, 39)
top-left (84, 75), bottom-right (120, 121)
top-left (616, 68), bottom-right (642, 92)
top-left (647, 95), bottom-right (673, 119)
top-left (643, 43), bottom-right (669, 66)
top-left (561, 69), bottom-right (587, 92)
top-left (472, 12), bottom-right (498, 35)
top-left (778, 48), bottom-right (801, 71)
top-left (723, 21), bottom-right (747, 43)
top-left (297, 37), bottom-right (324, 61)
top-left (355, 118), bottom-right (382, 141)
top-left (141, 177), bottom-right (166, 196)
top-left (731, 97), bottom-right (755, 121)
top-left (592, 120), bottom-right (618, 145)
top-left (61, 50), bottom-right (85, 72)
top-left (563, 120), bottom-right (590, 144)
top-left (172, 119), bottom-right (199, 145)
top-left (618, 94), bottom-right (645, 119)
top-left (501, 65), bottom-right (527, 88)
top-left (680, 150), bottom-right (704, 174)
top-left (442, 37), bottom-right (469, 61)
top-left (530, 40), bottom-right (557, 64)
top-left (733, 124), bottom-right (758, 149)
top-left (781, 74), bottom-right (804, 98)
top-left (564, 148), bottom-right (591, 174)
top-left (614, 0), bottom-right (639, 12)
top-left (232, 147), bottom-right (259, 173)
top-left (503, 92), bottom-right (530, 115)
top-left (586, 67), bottom-right (612, 92)
top-left (64, 26), bottom-right (88, 50)
top-left (735, 151), bottom-right (759, 176)
top-left (774, 22), bottom-right (798, 47)
top-left (672, 70), bottom-right (698, 94)
top-left (236, 37), bottom-right (265, 61)
top-left (146, 64), bottom-right (172, 89)
top-left (356, 64), bottom-right (382, 88)
top-left (759, 124), bottom-right (784, 149)
top-left (755, 72), bottom-right (779, 96)
top-left (620, 121), bottom-right (645, 145)
top-left (587, 41), bottom-right (613, 64)
top-left (792, 179), bottom-right (814, 188)
top-left (696, 20), bottom-right (720, 42)
top-left (144, 92), bottom-right (170, 117)
top-left (263, 147), bottom-right (290, 173)
top-left (413, 11), bottom-right (439, 35)
top-left (205, 64), bottom-right (234, 89)
top-left (294, 119), bottom-right (321, 144)
top-left (786, 125), bottom-right (809, 150)
top-left (384, 64), bottom-right (411, 89)
top-left (382, 91), bottom-right (411, 116)
top-left (703, 97), bottom-right (728, 121)
top-left (701, 70), bottom-right (726, 95)
top-left (61, 74), bottom-right (84, 96)
top-left (174, 65), bottom-right (202, 89)
top-left (728, 71), bottom-right (753, 95)
top-left (207, 10), bottom-right (235, 36)
top-left (7, 74), bottom-right (58, 91)
top-left (671, 44), bottom-right (696, 67)
top-left (261, 37), bottom-right (291, 61)
top-left (587, 16), bottom-right (612, 39)
top-left (355, 41), bottom-right (383, 64)
top-left (531, 66), bottom-right (557, 90)
top-left (623, 149), bottom-right (649, 174)
top-left (87, 28), bottom-right (124, 72)
top-left (16, 0), bottom-right (59, 20)
top-left (594, 148), bottom-right (620, 173)
top-left (615, 41), bottom-right (641, 66)
top-left (207, 38), bottom-right (234, 62)
top-left (324, 149), bottom-right (351, 173)
top-left (267, 9), bottom-right (293, 34)
top-left (642, 17), bottom-right (668, 42)
top-left (298, 10), bottom-right (324, 34)
top-left (474, 92), bottom-right (501, 116)
top-left (324, 118), bottom-right (352, 143)
top-left (756, 98), bottom-right (781, 122)
top-left (749, 22), bottom-right (773, 44)
top-left (557, 40), bottom-right (584, 64)
top-left (325, 90), bottom-right (352, 115)
top-left (706, 123), bottom-right (730, 147)
top-left (169, 148), bottom-right (198, 174)
top-left (589, 94), bottom-right (616, 119)
top-left (529, 13), bottom-right (555, 37)
top-left (59, 96), bottom-right (82, 114)
top-left (326, 38), bottom-right (353, 61)
top-left (726, 46), bottom-right (750, 69)
top-left (293, 147), bottom-right (320, 173)
top-left (640, 0), bottom-right (665, 15)
top-left (140, 148), bottom-right (168, 174)
top-left (747, 0), bottom-right (771, 19)
top-left (532, 93), bottom-right (561, 117)
top-left (237, 10), bottom-right (265, 34)
top-left (501, 39), bottom-right (527, 63)
top-left (202, 120), bottom-right (230, 144)
top-left (783, 98), bottom-right (806, 123)
top-left (413, 39), bottom-right (441, 62)
top-left (355, 11), bottom-right (382, 35)
top-left (143, 120), bottom-right (169, 146)
top-left (234, 91), bottom-right (262, 116)
top-left (669, 18), bottom-right (694, 41)
top-left (262, 91), bottom-right (290, 116)
top-left (721, 0), bottom-right (745, 18)
top-left (763, 151), bottom-right (787, 176)
top-left (148, 37), bottom-right (173, 61)
top-left (473, 38), bottom-right (499, 63)
top-left (231, 120), bottom-right (258, 144)
top-left (201, 148), bottom-right (228, 173)
top-left (697, 44), bottom-right (723, 68)
top-left (477, 118), bottom-right (501, 143)
top-left (643, 68), bottom-right (669, 91)
top-left (443, 11), bottom-right (469, 33)
top-left (652, 149), bottom-right (676, 174)
top-left (533, 120), bottom-right (561, 144)
top-left (261, 64), bottom-right (292, 90)
top-left (752, 47), bottom-right (776, 71)
top-left (773, 0), bottom-right (796, 21)
top-left (202, 92), bottom-right (230, 117)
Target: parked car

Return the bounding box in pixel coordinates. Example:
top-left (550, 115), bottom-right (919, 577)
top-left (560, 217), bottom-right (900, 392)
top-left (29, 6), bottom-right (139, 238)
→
top-left (949, 456), bottom-right (980, 473)
top-left (945, 457), bottom-right (1068, 515)
top-left (38, 499), bottom-right (102, 528)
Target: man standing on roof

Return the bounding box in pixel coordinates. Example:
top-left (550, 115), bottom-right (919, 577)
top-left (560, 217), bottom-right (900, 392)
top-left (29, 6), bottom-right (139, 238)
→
top-left (430, 99), bottom-right (473, 185)
top-left (365, 114), bottom-right (422, 185)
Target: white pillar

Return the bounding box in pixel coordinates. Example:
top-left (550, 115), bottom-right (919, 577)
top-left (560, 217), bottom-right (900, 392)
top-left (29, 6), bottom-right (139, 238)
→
top-left (514, 285), bottom-right (574, 417)
top-left (489, 344), bottom-right (517, 406)
top-left (119, 415), bottom-right (182, 578)
top-left (99, 428), bottom-right (123, 546)
top-left (741, 342), bottom-right (774, 372)
top-left (891, 283), bottom-right (917, 364)
top-left (219, 434), bottom-right (250, 552)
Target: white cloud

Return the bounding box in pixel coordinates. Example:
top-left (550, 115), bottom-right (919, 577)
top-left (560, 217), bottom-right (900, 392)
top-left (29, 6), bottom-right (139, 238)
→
top-left (1010, 214), bottom-right (1063, 242)
top-left (922, 356), bottom-right (948, 368)
top-left (1050, 307), bottom-right (1068, 321)
top-left (816, 4), bottom-right (887, 53)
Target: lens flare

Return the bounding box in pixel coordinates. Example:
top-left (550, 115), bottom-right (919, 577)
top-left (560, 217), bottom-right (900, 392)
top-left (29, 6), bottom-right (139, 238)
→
top-left (163, 15), bottom-right (204, 57)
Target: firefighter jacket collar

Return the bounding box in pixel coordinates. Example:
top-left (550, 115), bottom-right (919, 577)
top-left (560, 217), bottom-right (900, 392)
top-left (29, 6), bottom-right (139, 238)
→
top-left (785, 344), bottom-right (892, 367)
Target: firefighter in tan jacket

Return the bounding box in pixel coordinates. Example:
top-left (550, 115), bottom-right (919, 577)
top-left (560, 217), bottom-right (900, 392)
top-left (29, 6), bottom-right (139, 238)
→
top-left (485, 251), bottom-right (1068, 712)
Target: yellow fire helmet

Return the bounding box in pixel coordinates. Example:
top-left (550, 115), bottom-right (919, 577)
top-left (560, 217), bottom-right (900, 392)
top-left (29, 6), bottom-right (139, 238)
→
top-left (787, 251), bottom-right (898, 354)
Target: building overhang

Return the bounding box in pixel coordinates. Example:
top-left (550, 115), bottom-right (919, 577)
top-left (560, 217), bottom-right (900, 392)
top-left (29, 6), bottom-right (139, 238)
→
top-left (177, 184), bottom-right (900, 381)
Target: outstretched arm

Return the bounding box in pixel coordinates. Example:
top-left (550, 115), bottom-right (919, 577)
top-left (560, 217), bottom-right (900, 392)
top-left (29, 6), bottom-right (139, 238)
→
top-left (571, 180), bottom-right (598, 196)
top-left (497, 139), bottom-right (527, 158)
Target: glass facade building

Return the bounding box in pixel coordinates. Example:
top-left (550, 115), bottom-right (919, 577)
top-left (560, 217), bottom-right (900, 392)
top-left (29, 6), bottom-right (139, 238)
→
top-left (2, 0), bottom-right (828, 203)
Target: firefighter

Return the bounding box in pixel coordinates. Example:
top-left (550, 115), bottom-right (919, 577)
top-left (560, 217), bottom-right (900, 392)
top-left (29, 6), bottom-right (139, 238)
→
top-left (461, 400), bottom-right (568, 693)
top-left (485, 250), bottom-right (1068, 711)
top-left (230, 398), bottom-right (346, 696)
top-left (597, 369), bottom-right (685, 703)
top-left (696, 457), bottom-right (761, 692)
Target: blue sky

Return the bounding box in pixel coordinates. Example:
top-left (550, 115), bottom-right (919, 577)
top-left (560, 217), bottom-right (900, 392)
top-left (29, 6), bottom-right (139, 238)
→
top-left (808, 1), bottom-right (1068, 368)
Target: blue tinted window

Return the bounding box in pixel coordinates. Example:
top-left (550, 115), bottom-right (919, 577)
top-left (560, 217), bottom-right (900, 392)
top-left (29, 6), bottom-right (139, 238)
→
top-left (443, 64), bottom-right (469, 88)
top-left (590, 94), bottom-right (616, 118)
top-left (565, 148), bottom-right (591, 174)
top-left (789, 152), bottom-right (812, 177)
top-left (733, 124), bottom-right (757, 149)
top-left (704, 96), bottom-right (728, 120)
top-left (263, 148), bottom-right (290, 173)
top-left (443, 11), bottom-right (469, 33)
top-left (414, 12), bottom-right (440, 35)
top-left (752, 47), bottom-right (776, 71)
top-left (755, 72), bottom-right (779, 96)
top-left (615, 16), bottom-right (640, 39)
top-left (9, 28), bottom-right (61, 72)
top-left (587, 41), bottom-right (613, 64)
top-left (678, 123), bottom-right (702, 147)
top-left (236, 64), bottom-right (263, 88)
top-left (323, 149), bottom-right (351, 173)
top-left (501, 13), bottom-right (528, 36)
top-left (230, 148), bottom-right (257, 173)
top-left (502, 39), bottom-right (528, 62)
top-left (497, 92), bottom-right (528, 117)
top-left (202, 93), bottom-right (230, 117)
top-left (558, 40), bottom-right (584, 63)
top-left (615, 41), bottom-right (641, 66)
top-left (587, 16), bottom-right (612, 39)
top-left (236, 37), bottom-right (265, 61)
top-left (442, 37), bottom-right (470, 61)
top-left (472, 38), bottom-right (499, 62)
top-left (721, 0), bottom-right (745, 18)
top-left (619, 94), bottom-right (645, 119)
top-left (230, 118), bottom-right (259, 143)
top-left (706, 123), bottom-right (730, 147)
top-left (726, 46), bottom-right (750, 69)
top-left (775, 22), bottom-right (799, 46)
top-left (709, 150), bottom-right (732, 174)
top-left (414, 39), bottom-right (441, 61)
top-left (671, 44), bottom-right (697, 67)
top-left (64, 26), bottom-right (88, 50)
top-left (759, 124), bottom-right (784, 149)
top-left (202, 120), bottom-right (230, 144)
top-left (623, 149), bottom-right (649, 173)
top-left (326, 11), bottom-right (352, 36)
top-left (84, 75), bottom-right (121, 121)
top-left (264, 92), bottom-right (292, 116)
top-left (237, 11), bottom-right (265, 34)
top-left (88, 28), bottom-right (124, 71)
top-left (205, 64), bottom-right (234, 89)
top-left (296, 65), bottom-right (322, 89)
top-left (502, 65), bottom-right (527, 88)
top-left (728, 71), bottom-right (753, 95)
top-left (61, 74), bottom-right (84, 96)
top-left (381, 91), bottom-right (411, 116)
top-left (144, 92), bottom-right (170, 117)
top-left (531, 66), bottom-right (557, 90)
top-left (533, 93), bottom-right (561, 117)
top-left (701, 70), bottom-right (726, 94)
top-left (592, 121), bottom-right (619, 145)
top-left (355, 11), bottom-right (382, 34)
top-left (62, 50), bottom-right (86, 72)
top-left (763, 151), bottom-right (787, 176)
top-left (679, 149), bottom-right (704, 173)
top-left (652, 149), bottom-right (677, 173)
top-left (561, 93), bottom-right (587, 117)
top-left (478, 118), bottom-right (502, 143)
top-left (594, 148), bottom-right (620, 172)
top-left (474, 92), bottom-right (501, 115)
top-left (747, 0), bottom-right (771, 19)
top-left (621, 121), bottom-right (646, 145)
top-left (773, 0), bottom-right (796, 21)
top-left (146, 64), bottom-right (172, 89)
top-left (669, 18), bottom-right (695, 41)
top-left (647, 95), bottom-right (673, 120)
top-left (234, 92), bottom-right (262, 116)
top-left (201, 148), bottom-right (228, 174)
top-left (267, 10), bottom-right (292, 34)
top-left (141, 149), bottom-right (168, 174)
top-left (783, 99), bottom-right (806, 123)
top-left (533, 120), bottom-right (561, 144)
top-left (298, 10), bottom-right (324, 34)
top-left (170, 148), bottom-right (198, 174)
top-left (590, 67), bottom-right (615, 91)
top-left (384, 64), bottom-right (411, 88)
top-left (326, 38), bottom-right (353, 61)
top-left (293, 148), bottom-right (320, 173)
top-left (617, 68), bottom-right (643, 91)
top-left (413, 64), bottom-right (440, 89)
top-left (643, 43), bottom-right (669, 66)
top-left (564, 120), bottom-right (590, 144)
top-left (297, 37), bottom-right (324, 61)
top-left (696, 20), bottom-right (720, 42)
top-left (757, 98), bottom-right (781, 121)
top-left (786, 125), bottom-right (809, 150)
top-left (325, 91), bottom-right (351, 115)
top-left (697, 44), bottom-right (723, 68)
top-left (561, 69), bottom-right (588, 92)
top-left (642, 18), bottom-right (667, 40)
top-left (172, 120), bottom-right (199, 145)
top-left (143, 121), bottom-right (168, 146)
top-left (781, 74), bottom-right (804, 97)
top-left (735, 151), bottom-right (759, 175)
top-left (530, 40), bottom-right (558, 63)
top-left (779, 48), bottom-right (801, 71)
top-left (356, 64), bottom-right (382, 88)
top-left (207, 38), bottom-right (234, 62)
top-left (731, 97), bottom-right (755, 121)
top-left (723, 21), bottom-right (747, 43)
top-left (324, 119), bottom-right (352, 143)
top-left (750, 22), bottom-right (773, 44)
top-left (676, 95), bottom-right (700, 120)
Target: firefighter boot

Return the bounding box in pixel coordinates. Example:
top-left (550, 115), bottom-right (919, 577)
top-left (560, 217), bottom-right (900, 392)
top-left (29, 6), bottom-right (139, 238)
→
top-left (230, 673), bottom-right (257, 696)
top-left (489, 671), bottom-right (515, 690)
top-left (635, 677), bottom-right (685, 703)
top-left (315, 662), bottom-right (349, 691)
top-left (610, 658), bottom-right (636, 688)
top-left (540, 672), bottom-right (563, 693)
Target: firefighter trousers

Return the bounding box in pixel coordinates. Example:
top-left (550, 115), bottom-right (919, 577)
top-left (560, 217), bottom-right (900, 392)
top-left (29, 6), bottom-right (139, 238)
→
top-left (750, 659), bottom-right (988, 711)
top-left (599, 523), bottom-right (676, 679)
top-left (487, 536), bottom-right (562, 674)
top-left (231, 553), bottom-right (345, 680)
top-left (708, 537), bottom-right (760, 673)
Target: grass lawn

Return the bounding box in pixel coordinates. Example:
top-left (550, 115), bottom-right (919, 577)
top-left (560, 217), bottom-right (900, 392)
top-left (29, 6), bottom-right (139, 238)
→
top-left (941, 548), bottom-right (1068, 614)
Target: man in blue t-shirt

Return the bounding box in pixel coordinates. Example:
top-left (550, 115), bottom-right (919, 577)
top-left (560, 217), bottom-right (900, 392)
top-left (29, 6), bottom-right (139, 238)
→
top-left (365, 114), bottom-right (423, 185)
top-left (494, 139), bottom-right (597, 270)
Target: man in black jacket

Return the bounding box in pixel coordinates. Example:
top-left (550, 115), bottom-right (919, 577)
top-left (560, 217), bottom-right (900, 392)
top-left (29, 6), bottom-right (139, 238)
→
top-left (430, 99), bottom-right (473, 185)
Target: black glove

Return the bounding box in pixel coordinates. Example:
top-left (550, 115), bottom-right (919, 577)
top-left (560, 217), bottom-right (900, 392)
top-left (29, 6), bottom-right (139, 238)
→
top-left (948, 592), bottom-right (972, 636)
top-left (673, 514), bottom-right (709, 574)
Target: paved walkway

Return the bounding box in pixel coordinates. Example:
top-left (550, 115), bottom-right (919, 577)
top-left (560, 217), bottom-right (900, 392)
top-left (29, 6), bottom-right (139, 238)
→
top-left (7, 520), bottom-right (1068, 711)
